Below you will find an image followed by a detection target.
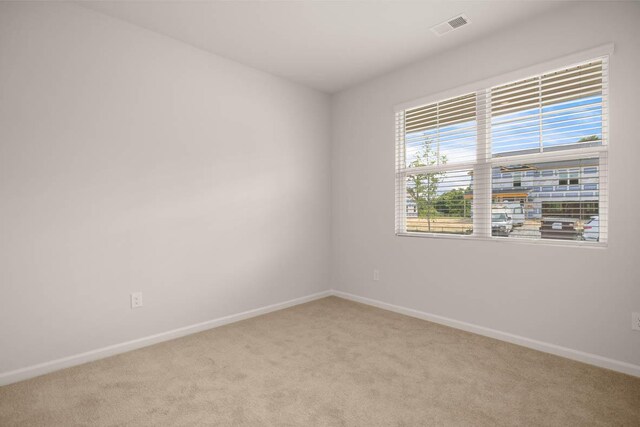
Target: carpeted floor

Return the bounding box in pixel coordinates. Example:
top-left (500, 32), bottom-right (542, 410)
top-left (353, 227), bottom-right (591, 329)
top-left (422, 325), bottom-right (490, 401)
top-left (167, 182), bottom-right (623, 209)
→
top-left (1, 296), bottom-right (639, 426)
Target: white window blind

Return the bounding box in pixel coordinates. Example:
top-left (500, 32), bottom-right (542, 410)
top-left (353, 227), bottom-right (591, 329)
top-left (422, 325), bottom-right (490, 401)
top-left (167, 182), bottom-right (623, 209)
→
top-left (395, 55), bottom-right (608, 244)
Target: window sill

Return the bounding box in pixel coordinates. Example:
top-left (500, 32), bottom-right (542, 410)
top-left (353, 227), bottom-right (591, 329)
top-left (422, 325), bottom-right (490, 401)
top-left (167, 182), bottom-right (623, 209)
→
top-left (395, 231), bottom-right (607, 249)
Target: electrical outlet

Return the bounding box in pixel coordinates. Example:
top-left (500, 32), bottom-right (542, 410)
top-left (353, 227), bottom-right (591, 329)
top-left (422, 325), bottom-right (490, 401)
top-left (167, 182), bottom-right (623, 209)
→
top-left (131, 292), bottom-right (143, 309)
top-left (632, 312), bottom-right (640, 331)
top-left (373, 269), bottom-right (380, 281)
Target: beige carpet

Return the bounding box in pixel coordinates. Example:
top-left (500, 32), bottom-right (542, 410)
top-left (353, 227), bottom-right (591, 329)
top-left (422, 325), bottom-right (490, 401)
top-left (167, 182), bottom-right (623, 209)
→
top-left (1, 296), bottom-right (639, 426)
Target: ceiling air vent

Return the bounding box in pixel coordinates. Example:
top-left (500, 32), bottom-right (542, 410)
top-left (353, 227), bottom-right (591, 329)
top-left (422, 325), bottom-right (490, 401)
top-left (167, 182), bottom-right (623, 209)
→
top-left (431, 14), bottom-right (470, 37)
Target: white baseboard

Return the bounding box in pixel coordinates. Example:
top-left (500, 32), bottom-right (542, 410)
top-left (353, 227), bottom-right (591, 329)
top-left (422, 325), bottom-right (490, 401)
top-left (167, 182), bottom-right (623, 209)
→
top-left (3, 289), bottom-right (637, 386)
top-left (0, 290), bottom-right (332, 386)
top-left (331, 290), bottom-right (640, 378)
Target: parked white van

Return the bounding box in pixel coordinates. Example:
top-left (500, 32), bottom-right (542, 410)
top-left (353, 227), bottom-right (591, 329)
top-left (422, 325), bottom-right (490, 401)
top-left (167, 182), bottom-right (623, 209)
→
top-left (494, 203), bottom-right (525, 227)
top-left (491, 209), bottom-right (513, 237)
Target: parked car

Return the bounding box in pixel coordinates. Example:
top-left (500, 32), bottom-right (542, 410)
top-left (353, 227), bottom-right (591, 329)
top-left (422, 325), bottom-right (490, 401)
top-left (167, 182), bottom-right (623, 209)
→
top-left (582, 216), bottom-right (599, 241)
top-left (491, 211), bottom-right (513, 237)
top-left (539, 217), bottom-right (579, 240)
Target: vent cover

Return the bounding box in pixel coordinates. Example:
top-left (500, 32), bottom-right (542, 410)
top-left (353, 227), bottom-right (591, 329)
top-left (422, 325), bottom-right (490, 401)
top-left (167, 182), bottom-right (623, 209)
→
top-left (448, 15), bottom-right (468, 29)
top-left (431, 14), bottom-right (470, 37)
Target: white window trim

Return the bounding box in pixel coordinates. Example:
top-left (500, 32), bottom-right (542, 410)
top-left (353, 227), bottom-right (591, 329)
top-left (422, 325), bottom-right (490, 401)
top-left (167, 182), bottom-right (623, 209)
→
top-left (394, 44), bottom-right (613, 248)
top-left (394, 44), bottom-right (614, 113)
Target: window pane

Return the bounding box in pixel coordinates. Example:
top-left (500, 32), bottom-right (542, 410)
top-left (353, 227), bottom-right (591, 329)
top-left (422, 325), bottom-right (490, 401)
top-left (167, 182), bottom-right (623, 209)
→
top-left (490, 158), bottom-right (601, 241)
top-left (404, 93), bottom-right (477, 167)
top-left (405, 169), bottom-right (473, 235)
top-left (491, 61), bottom-right (604, 158)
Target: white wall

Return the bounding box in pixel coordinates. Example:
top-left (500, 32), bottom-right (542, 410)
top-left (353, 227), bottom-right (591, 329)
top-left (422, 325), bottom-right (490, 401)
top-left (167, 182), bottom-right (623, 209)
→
top-left (2, 0), bottom-right (638, 380)
top-left (331, 2), bottom-right (640, 367)
top-left (0, 2), bottom-right (330, 374)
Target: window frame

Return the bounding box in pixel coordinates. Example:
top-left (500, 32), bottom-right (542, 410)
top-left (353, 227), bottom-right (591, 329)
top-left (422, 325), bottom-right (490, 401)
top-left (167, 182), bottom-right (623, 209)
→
top-left (394, 44), bottom-right (613, 248)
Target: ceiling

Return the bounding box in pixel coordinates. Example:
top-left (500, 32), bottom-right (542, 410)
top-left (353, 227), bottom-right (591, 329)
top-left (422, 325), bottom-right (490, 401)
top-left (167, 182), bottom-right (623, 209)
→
top-left (80, 1), bottom-right (566, 93)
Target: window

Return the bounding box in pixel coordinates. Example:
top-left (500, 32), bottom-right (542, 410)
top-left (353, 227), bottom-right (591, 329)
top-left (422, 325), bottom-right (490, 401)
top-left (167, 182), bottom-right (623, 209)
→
top-left (397, 93), bottom-right (476, 235)
top-left (513, 173), bottom-right (522, 188)
top-left (395, 54), bottom-right (609, 244)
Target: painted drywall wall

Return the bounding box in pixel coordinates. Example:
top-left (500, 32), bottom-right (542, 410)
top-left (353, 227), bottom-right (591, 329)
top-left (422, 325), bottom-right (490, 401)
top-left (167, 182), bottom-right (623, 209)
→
top-left (331, 2), bottom-right (640, 367)
top-left (0, 2), bottom-right (331, 374)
